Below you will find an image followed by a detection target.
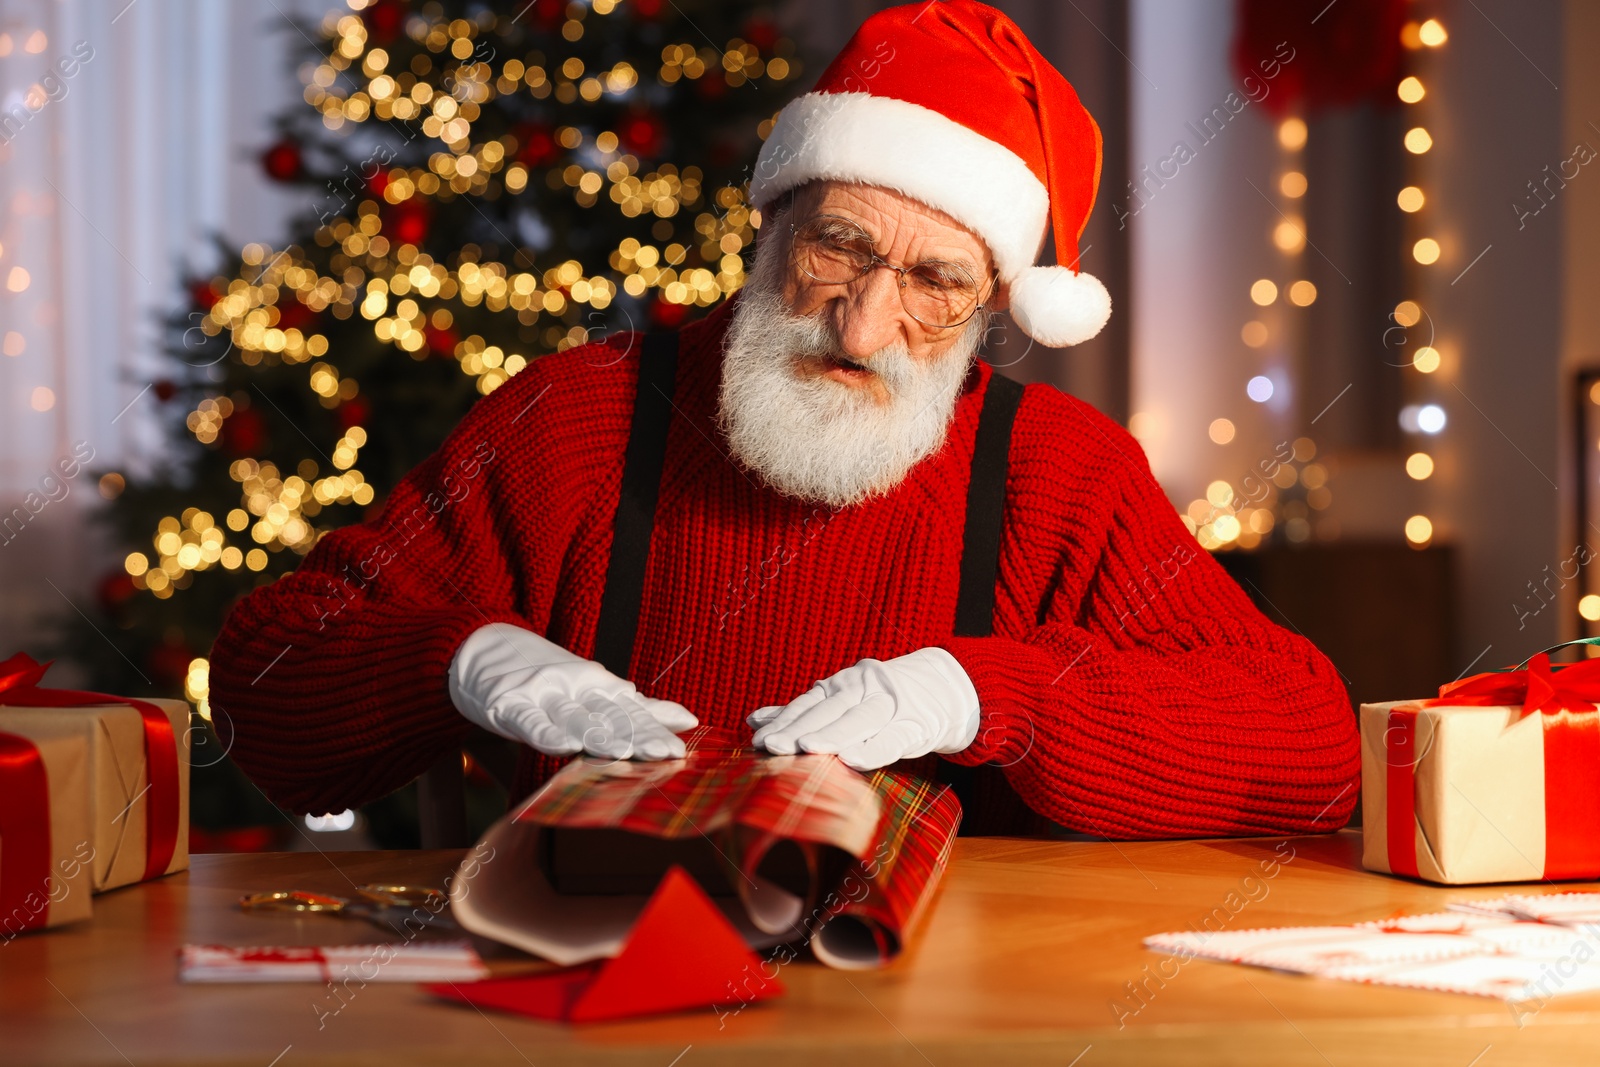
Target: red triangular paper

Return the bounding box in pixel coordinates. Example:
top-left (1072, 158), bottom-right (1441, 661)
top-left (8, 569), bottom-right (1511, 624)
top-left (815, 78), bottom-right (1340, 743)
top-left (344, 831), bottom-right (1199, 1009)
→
top-left (428, 961), bottom-right (601, 1020)
top-left (569, 864), bottom-right (784, 1022)
top-left (425, 865), bottom-right (784, 1023)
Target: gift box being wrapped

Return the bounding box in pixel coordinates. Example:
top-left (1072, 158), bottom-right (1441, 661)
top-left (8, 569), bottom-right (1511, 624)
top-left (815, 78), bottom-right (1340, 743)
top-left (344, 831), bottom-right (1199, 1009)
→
top-left (451, 730), bottom-right (960, 970)
top-left (0, 654), bottom-right (189, 910)
top-left (1362, 642), bottom-right (1600, 884)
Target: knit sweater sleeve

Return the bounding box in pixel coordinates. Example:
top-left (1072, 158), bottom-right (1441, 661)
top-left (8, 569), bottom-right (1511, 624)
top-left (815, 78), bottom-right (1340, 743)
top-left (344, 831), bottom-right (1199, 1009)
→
top-left (207, 340), bottom-right (625, 815)
top-left (937, 390), bottom-right (1360, 839)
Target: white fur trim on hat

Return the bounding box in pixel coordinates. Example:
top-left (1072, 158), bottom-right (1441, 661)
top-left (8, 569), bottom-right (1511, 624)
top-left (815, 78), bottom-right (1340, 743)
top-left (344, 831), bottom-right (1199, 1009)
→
top-left (1007, 265), bottom-right (1112, 348)
top-left (749, 91), bottom-right (1049, 280)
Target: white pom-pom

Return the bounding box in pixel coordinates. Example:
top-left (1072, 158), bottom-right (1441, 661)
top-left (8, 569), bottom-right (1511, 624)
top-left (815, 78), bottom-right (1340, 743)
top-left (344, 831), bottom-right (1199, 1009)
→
top-left (1007, 265), bottom-right (1112, 348)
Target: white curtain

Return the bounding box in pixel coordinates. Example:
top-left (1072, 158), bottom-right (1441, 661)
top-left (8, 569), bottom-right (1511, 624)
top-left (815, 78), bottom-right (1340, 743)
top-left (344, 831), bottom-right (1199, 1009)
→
top-left (0, 0), bottom-right (323, 662)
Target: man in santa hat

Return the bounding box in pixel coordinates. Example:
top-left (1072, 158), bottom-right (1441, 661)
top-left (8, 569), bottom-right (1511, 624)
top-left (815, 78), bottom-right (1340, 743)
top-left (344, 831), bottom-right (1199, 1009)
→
top-left (212, 1), bottom-right (1358, 838)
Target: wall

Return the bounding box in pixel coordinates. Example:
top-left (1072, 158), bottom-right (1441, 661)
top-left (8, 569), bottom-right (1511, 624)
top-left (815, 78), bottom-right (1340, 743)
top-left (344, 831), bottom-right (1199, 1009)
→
top-left (1127, 0), bottom-right (1283, 501)
top-left (1561, 0), bottom-right (1600, 644)
top-left (1421, 0), bottom-right (1565, 665)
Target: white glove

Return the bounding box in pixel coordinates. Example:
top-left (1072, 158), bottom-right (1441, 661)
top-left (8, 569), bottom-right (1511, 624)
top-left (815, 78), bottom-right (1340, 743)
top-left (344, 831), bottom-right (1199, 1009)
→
top-left (746, 647), bottom-right (981, 771)
top-left (447, 623), bottom-right (697, 760)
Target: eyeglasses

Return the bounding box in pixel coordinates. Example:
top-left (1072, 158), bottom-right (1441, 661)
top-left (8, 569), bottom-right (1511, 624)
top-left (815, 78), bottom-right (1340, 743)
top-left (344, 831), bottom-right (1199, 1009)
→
top-left (788, 214), bottom-right (994, 330)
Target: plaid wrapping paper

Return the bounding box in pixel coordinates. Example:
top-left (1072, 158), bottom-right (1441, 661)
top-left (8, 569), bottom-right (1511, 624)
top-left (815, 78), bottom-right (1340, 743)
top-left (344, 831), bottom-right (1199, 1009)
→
top-left (512, 727), bottom-right (962, 967)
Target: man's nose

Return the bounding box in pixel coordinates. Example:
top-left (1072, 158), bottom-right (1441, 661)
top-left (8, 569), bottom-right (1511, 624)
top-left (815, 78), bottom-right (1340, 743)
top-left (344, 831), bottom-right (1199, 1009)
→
top-left (831, 267), bottom-right (908, 361)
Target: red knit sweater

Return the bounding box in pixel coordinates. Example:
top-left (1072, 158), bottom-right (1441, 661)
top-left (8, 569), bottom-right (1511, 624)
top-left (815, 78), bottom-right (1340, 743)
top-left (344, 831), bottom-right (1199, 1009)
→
top-left (210, 293), bottom-right (1359, 838)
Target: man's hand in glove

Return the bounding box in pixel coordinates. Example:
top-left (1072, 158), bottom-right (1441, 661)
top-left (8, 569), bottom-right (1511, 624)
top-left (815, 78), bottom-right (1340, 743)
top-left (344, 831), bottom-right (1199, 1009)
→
top-left (448, 622), bottom-right (697, 760)
top-left (746, 647), bottom-right (980, 771)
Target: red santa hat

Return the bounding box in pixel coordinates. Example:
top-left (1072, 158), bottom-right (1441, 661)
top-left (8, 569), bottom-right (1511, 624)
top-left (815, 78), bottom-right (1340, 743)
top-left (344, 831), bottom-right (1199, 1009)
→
top-left (749, 0), bottom-right (1111, 348)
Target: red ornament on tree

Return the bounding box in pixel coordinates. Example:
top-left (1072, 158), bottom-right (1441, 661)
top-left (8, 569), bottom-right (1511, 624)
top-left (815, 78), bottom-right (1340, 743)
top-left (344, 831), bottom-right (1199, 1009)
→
top-left (153, 380), bottom-right (178, 402)
top-left (97, 572), bottom-right (137, 612)
top-left (743, 17), bottom-right (779, 52)
top-left (337, 395), bottom-right (371, 430)
top-left (385, 199), bottom-right (433, 246)
top-left (261, 140), bottom-right (304, 182)
top-left (633, 0), bottom-right (663, 18)
top-left (190, 281), bottom-right (221, 310)
top-left (515, 122), bottom-right (558, 168)
top-left (619, 110), bottom-right (664, 158)
top-left (423, 324), bottom-right (460, 358)
top-left (533, 0), bottom-right (564, 28)
top-left (365, 0), bottom-right (404, 44)
top-left (273, 300), bottom-right (316, 334)
top-left (648, 297), bottom-right (690, 330)
top-left (221, 407), bottom-right (267, 456)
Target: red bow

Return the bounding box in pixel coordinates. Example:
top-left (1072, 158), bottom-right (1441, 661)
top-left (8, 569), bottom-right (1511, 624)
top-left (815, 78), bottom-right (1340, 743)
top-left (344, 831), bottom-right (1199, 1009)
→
top-left (1429, 652), bottom-right (1600, 716)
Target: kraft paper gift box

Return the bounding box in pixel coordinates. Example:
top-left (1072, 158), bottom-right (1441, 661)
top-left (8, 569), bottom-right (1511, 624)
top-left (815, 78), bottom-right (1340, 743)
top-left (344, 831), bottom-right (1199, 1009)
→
top-left (0, 654), bottom-right (190, 896)
top-left (0, 716), bottom-right (95, 933)
top-left (1362, 647), bottom-right (1600, 885)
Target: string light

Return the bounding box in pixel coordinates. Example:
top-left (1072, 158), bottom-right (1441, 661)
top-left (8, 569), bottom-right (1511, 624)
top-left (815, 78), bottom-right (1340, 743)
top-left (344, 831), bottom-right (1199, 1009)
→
top-left (1273, 219), bottom-right (1306, 253)
top-left (1582, 595), bottom-right (1600, 622)
top-left (1404, 127), bottom-right (1433, 154)
top-left (186, 658), bottom-right (211, 721)
top-left (1397, 17), bottom-right (1446, 555)
top-left (1204, 99), bottom-right (1323, 553)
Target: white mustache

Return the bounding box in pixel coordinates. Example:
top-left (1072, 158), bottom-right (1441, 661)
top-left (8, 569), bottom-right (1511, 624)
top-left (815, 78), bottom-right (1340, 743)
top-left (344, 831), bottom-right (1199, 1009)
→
top-left (774, 309), bottom-right (922, 395)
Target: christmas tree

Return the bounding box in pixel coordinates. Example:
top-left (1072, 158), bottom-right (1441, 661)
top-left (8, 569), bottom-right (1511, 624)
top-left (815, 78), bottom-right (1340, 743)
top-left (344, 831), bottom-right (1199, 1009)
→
top-left (58, 0), bottom-right (804, 846)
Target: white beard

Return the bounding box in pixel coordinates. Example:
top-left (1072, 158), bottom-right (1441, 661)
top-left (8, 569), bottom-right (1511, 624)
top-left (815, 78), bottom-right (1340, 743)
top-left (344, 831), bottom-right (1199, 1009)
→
top-left (715, 230), bottom-right (989, 509)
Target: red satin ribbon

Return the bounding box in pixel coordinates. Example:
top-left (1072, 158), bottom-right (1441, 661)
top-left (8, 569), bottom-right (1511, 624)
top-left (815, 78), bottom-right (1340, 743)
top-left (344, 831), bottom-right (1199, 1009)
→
top-left (0, 652), bottom-right (180, 884)
top-left (1385, 707), bottom-right (1419, 877)
top-left (1386, 652), bottom-right (1600, 879)
top-left (0, 731), bottom-right (52, 932)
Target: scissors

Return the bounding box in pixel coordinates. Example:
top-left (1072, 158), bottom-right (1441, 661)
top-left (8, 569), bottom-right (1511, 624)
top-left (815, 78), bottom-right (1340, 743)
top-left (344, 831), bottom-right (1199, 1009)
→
top-left (239, 884), bottom-right (459, 933)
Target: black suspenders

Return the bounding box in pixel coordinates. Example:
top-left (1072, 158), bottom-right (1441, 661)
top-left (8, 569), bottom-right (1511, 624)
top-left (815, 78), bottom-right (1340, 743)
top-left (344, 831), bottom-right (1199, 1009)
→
top-left (955, 371), bottom-right (1024, 637)
top-left (591, 331), bottom-right (680, 680)
top-left (943, 370), bottom-right (1023, 835)
top-left (593, 329), bottom-right (1025, 831)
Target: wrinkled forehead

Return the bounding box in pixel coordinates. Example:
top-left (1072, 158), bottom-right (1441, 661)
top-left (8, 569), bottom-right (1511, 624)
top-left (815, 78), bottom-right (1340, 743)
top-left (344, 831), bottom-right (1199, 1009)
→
top-left (786, 180), bottom-right (995, 276)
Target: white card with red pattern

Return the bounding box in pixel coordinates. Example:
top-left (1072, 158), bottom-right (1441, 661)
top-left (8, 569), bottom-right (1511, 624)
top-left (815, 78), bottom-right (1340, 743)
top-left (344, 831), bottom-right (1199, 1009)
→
top-left (178, 941), bottom-right (488, 983)
top-left (1144, 901), bottom-right (1600, 1001)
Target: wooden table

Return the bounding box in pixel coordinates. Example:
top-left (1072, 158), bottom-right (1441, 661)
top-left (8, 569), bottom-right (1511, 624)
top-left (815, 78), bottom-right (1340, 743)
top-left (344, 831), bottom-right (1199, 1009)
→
top-left (7, 830), bottom-right (1600, 1066)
